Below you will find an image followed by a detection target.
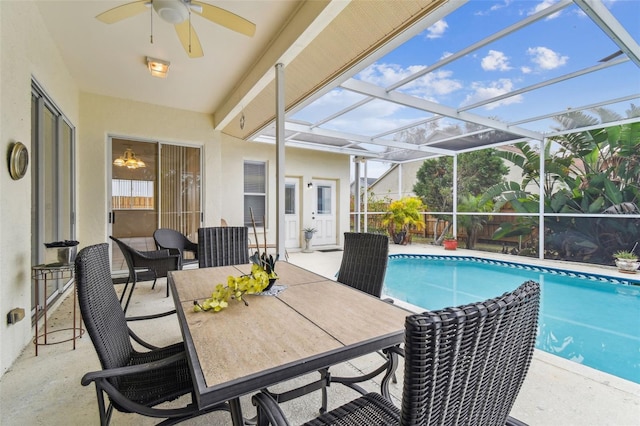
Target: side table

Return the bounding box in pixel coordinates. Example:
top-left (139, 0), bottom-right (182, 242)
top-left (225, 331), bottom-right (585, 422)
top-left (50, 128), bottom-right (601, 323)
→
top-left (32, 264), bottom-right (84, 356)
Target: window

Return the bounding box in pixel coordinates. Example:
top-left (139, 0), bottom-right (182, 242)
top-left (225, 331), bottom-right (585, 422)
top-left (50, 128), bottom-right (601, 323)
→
top-left (285, 183), bottom-right (296, 214)
top-left (244, 161), bottom-right (266, 227)
top-left (317, 185), bottom-right (332, 214)
top-left (112, 179), bottom-right (155, 209)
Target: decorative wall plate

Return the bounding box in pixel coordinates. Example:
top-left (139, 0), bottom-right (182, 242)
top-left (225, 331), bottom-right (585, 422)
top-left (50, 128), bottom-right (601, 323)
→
top-left (8, 142), bottom-right (29, 180)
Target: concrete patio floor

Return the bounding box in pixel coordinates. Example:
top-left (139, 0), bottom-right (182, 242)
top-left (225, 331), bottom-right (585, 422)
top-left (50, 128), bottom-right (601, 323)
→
top-left (1, 242), bottom-right (638, 425)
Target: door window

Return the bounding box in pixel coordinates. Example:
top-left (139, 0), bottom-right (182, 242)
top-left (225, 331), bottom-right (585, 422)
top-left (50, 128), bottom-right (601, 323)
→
top-left (244, 161), bottom-right (266, 227)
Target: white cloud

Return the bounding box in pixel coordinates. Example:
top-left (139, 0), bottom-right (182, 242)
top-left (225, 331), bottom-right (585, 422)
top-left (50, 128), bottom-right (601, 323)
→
top-left (521, 66), bottom-right (532, 74)
top-left (357, 63), bottom-right (462, 98)
top-left (426, 20), bottom-right (448, 39)
top-left (481, 50), bottom-right (512, 71)
top-left (528, 0), bottom-right (563, 19)
top-left (527, 46), bottom-right (568, 70)
top-left (462, 78), bottom-right (524, 110)
top-left (474, 0), bottom-right (511, 16)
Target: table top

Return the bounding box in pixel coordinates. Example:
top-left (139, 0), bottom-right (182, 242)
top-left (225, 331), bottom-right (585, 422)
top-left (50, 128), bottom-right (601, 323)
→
top-left (169, 261), bottom-right (410, 409)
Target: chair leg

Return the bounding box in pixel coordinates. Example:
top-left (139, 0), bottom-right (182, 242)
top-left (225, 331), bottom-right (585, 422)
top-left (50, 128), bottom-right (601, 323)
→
top-left (95, 384), bottom-right (112, 426)
top-left (118, 278), bottom-right (130, 305)
top-left (320, 368), bottom-right (329, 414)
top-left (122, 280), bottom-right (137, 314)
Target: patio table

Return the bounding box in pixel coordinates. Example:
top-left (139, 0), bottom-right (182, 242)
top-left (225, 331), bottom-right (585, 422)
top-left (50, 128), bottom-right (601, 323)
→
top-left (168, 261), bottom-right (410, 425)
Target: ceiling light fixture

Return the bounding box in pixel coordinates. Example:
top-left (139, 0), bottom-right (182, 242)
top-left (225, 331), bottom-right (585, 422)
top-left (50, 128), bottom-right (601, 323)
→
top-left (146, 56), bottom-right (170, 78)
top-left (113, 148), bottom-right (146, 169)
top-left (152, 0), bottom-right (189, 24)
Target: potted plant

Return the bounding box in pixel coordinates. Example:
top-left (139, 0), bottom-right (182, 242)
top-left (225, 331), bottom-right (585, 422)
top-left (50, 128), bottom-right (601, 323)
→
top-left (443, 234), bottom-right (458, 250)
top-left (613, 248), bottom-right (639, 274)
top-left (303, 227), bottom-right (317, 240)
top-left (381, 197), bottom-right (426, 245)
top-left (302, 227), bottom-right (317, 253)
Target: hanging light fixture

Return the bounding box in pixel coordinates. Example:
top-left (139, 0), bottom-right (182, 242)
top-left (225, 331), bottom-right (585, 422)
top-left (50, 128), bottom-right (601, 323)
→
top-left (113, 148), bottom-right (146, 169)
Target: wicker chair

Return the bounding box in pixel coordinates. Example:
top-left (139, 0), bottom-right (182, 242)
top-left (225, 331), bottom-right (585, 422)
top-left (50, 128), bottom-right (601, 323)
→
top-left (76, 243), bottom-right (230, 425)
top-left (110, 236), bottom-right (179, 313)
top-left (315, 232), bottom-right (392, 412)
top-left (197, 226), bottom-right (249, 268)
top-left (262, 233), bottom-right (392, 413)
top-left (336, 232), bottom-right (389, 297)
top-left (153, 228), bottom-right (198, 270)
top-left (253, 280), bottom-right (541, 426)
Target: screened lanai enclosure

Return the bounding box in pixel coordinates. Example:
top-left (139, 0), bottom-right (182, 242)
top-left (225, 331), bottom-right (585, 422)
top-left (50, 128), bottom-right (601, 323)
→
top-left (248, 0), bottom-right (639, 267)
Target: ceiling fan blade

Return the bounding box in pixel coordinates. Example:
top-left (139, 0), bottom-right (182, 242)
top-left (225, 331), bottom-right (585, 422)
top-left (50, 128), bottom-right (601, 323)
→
top-left (191, 1), bottom-right (256, 37)
top-left (96, 1), bottom-right (149, 24)
top-left (175, 21), bottom-right (204, 58)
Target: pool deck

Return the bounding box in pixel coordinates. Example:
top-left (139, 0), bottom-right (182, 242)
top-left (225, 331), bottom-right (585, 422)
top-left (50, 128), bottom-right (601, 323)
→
top-left (1, 242), bottom-right (638, 425)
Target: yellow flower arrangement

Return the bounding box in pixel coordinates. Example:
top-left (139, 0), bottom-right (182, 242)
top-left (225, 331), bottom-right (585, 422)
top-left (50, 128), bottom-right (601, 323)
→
top-left (193, 263), bottom-right (276, 313)
top-left (194, 208), bottom-right (279, 313)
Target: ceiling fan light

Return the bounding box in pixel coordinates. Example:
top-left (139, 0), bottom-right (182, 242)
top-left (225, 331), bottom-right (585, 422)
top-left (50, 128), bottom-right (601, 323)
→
top-left (146, 56), bottom-right (170, 78)
top-left (153, 0), bottom-right (189, 24)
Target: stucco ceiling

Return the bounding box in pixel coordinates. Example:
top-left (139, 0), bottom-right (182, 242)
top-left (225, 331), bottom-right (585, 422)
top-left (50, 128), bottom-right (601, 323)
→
top-left (35, 0), bottom-right (304, 114)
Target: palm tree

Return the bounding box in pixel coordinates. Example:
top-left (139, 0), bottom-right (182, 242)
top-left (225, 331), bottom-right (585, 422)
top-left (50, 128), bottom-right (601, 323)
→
top-left (381, 197), bottom-right (426, 245)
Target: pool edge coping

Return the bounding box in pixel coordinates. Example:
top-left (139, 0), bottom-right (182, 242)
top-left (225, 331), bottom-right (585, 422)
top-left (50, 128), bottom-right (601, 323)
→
top-left (388, 253), bottom-right (640, 286)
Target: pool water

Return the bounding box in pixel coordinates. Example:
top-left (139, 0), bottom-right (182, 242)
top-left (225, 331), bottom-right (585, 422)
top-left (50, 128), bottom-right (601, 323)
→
top-left (383, 255), bottom-right (640, 384)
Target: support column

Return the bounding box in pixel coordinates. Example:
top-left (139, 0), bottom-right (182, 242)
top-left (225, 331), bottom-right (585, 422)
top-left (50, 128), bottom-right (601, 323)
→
top-left (275, 63), bottom-right (286, 260)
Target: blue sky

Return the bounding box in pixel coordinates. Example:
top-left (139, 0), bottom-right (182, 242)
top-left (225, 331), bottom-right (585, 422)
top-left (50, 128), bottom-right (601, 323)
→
top-left (292, 0), bottom-right (640, 178)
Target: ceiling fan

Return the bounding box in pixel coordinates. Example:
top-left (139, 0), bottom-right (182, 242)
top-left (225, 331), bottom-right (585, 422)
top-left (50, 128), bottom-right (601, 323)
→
top-left (96, 0), bottom-right (256, 58)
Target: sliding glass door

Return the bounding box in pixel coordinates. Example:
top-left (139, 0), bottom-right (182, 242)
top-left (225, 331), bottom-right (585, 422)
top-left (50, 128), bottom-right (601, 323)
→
top-left (109, 138), bottom-right (201, 271)
top-left (31, 81), bottom-right (76, 314)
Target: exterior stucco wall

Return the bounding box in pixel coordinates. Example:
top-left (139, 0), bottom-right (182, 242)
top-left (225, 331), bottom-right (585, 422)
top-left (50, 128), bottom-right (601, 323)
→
top-left (0, 1), bottom-right (80, 374)
top-left (220, 136), bottom-right (350, 247)
top-left (78, 93), bottom-right (220, 247)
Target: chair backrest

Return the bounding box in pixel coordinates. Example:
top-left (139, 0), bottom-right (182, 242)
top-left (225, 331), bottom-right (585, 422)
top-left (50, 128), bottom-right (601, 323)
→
top-left (154, 228), bottom-right (187, 251)
top-left (400, 280), bottom-right (540, 426)
top-left (198, 226), bottom-right (249, 268)
top-left (336, 232), bottom-right (389, 297)
top-left (75, 243), bottom-right (134, 371)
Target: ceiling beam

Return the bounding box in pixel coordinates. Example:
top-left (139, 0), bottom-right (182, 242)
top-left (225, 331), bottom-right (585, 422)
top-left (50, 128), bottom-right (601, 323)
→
top-left (459, 57), bottom-right (629, 112)
top-left (574, 0), bottom-right (640, 68)
top-left (341, 78), bottom-right (544, 141)
top-left (284, 121), bottom-right (454, 156)
top-left (214, 1), bottom-right (349, 131)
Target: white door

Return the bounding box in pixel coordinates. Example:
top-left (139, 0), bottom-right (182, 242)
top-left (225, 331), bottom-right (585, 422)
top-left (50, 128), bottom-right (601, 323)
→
top-left (284, 178), bottom-right (300, 248)
top-left (312, 180), bottom-right (336, 246)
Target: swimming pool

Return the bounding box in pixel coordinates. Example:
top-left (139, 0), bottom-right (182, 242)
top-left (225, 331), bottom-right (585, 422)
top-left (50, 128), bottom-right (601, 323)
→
top-left (383, 254), bottom-right (640, 384)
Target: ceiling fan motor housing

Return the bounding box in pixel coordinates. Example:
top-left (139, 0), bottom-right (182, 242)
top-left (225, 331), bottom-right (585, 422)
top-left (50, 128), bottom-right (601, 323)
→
top-left (153, 0), bottom-right (189, 24)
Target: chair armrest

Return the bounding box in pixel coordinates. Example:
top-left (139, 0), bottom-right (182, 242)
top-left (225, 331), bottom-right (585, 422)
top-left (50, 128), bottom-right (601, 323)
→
top-left (81, 352), bottom-right (186, 386)
top-left (252, 392), bottom-right (291, 426)
top-left (131, 251), bottom-right (180, 277)
top-left (135, 248), bottom-right (172, 260)
top-left (185, 241), bottom-right (198, 254)
top-left (125, 315), bottom-right (177, 349)
top-left (126, 309), bottom-right (177, 322)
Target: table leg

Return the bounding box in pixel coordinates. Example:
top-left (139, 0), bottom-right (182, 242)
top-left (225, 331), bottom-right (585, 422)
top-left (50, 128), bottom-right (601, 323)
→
top-left (34, 274), bottom-right (40, 356)
top-left (229, 397), bottom-right (244, 426)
